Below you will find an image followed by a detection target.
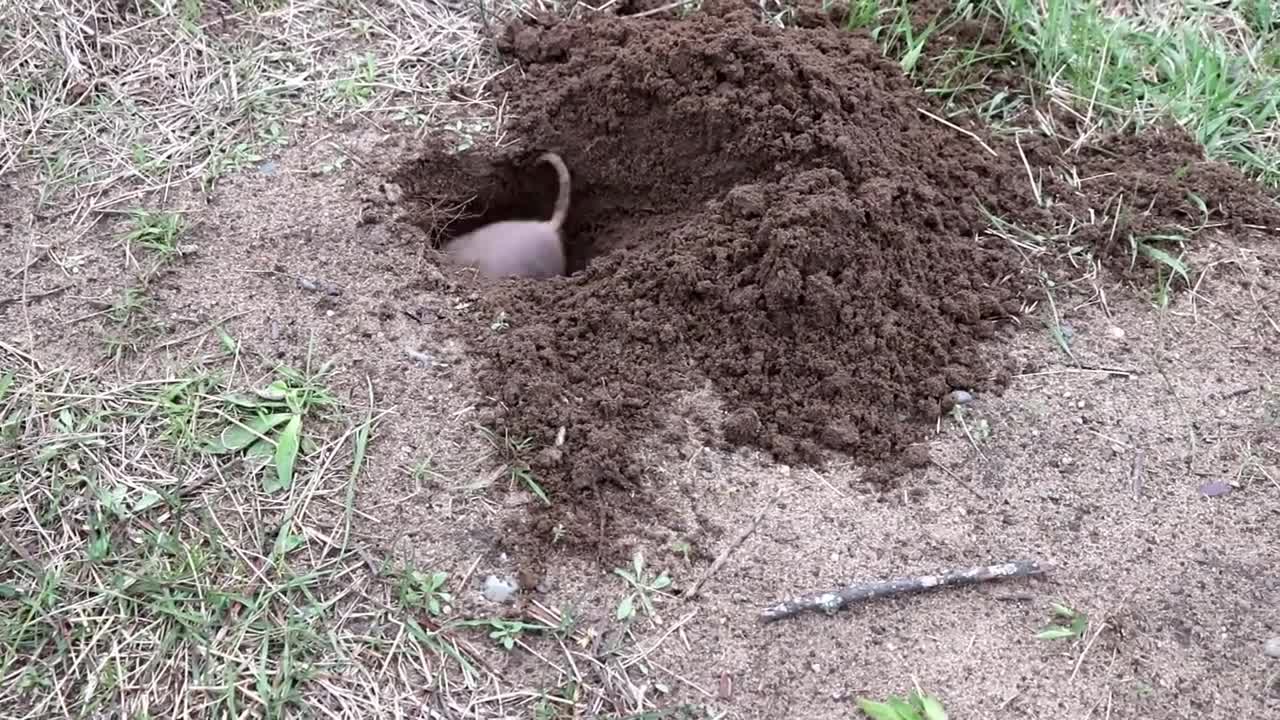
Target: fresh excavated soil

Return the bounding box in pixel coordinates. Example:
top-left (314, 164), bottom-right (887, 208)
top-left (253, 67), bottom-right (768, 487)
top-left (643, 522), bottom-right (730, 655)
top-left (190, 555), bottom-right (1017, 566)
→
top-left (389, 0), bottom-right (1279, 556)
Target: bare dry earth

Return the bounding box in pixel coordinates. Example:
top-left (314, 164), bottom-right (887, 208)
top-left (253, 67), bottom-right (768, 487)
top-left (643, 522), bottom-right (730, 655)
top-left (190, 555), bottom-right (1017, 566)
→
top-left (3, 112), bottom-right (1278, 718)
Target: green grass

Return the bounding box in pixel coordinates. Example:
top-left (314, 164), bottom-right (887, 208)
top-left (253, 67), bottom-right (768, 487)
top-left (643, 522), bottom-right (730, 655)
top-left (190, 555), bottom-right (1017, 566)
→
top-left (479, 426), bottom-right (552, 504)
top-left (0, 354), bottom-right (481, 716)
top-left (124, 209), bottom-right (189, 277)
top-left (0, 357), bottom-right (388, 716)
top-left (835, 0), bottom-right (1277, 303)
top-left (0, 348), bottom-right (687, 717)
top-left (987, 0), bottom-right (1279, 185)
top-left (852, 0), bottom-right (1280, 188)
top-left (95, 208), bottom-right (192, 360)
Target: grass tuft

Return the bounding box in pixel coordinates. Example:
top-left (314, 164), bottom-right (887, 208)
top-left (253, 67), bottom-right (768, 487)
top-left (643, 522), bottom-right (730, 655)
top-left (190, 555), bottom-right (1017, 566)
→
top-left (870, 0), bottom-right (1280, 187)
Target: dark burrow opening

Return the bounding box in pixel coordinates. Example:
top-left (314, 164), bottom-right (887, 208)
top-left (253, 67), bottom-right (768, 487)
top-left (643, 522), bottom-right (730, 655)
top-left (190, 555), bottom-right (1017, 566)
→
top-left (397, 151), bottom-right (621, 276)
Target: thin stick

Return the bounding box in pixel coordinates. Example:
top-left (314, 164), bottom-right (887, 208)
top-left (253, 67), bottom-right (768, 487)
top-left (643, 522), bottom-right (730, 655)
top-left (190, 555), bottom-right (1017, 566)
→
top-left (1015, 133), bottom-right (1043, 206)
top-left (0, 340), bottom-right (43, 371)
top-left (1069, 618), bottom-right (1107, 683)
top-left (686, 488), bottom-right (780, 599)
top-left (147, 311), bottom-right (249, 353)
top-left (951, 407), bottom-right (988, 460)
top-left (916, 108), bottom-right (999, 157)
top-left (930, 459), bottom-right (986, 501)
top-left (7, 246), bottom-right (49, 279)
top-left (1130, 449), bottom-right (1145, 499)
top-left (759, 559), bottom-right (1050, 623)
top-left (0, 284), bottom-right (72, 309)
top-left (630, 0), bottom-right (697, 18)
top-left (1013, 365), bottom-right (1135, 378)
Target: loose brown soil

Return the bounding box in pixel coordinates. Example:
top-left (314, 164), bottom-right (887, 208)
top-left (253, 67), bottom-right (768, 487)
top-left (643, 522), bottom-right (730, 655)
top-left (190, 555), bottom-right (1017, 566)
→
top-left (390, 1), bottom-right (1278, 558)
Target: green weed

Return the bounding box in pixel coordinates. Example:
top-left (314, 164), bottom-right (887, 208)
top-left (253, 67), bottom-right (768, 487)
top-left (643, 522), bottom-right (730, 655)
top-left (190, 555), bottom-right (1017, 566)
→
top-left (333, 53), bottom-right (379, 105)
top-left (614, 551), bottom-right (672, 622)
top-left (455, 617), bottom-right (551, 651)
top-left (102, 285), bottom-right (155, 359)
top-left (1036, 602), bottom-right (1089, 641)
top-left (1131, 233), bottom-right (1192, 308)
top-left (201, 363), bottom-right (339, 492)
top-left (841, 0), bottom-right (881, 30)
top-left (123, 209), bottom-right (185, 263)
top-left (479, 427), bottom-right (551, 504)
top-left (857, 682), bottom-right (949, 720)
top-left (396, 568), bottom-right (454, 616)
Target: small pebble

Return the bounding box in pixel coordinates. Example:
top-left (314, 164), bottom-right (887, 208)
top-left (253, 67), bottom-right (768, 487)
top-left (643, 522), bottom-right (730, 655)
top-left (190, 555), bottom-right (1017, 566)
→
top-left (940, 389), bottom-right (974, 411)
top-left (1265, 637), bottom-right (1280, 659)
top-left (382, 181), bottom-right (404, 203)
top-left (482, 575), bottom-right (519, 604)
top-left (1107, 326), bottom-right (1126, 340)
top-left (1199, 481), bottom-right (1233, 498)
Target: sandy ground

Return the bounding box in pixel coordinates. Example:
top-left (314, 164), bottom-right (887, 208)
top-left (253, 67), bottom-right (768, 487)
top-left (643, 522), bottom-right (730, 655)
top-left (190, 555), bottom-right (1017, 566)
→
top-left (3, 120), bottom-right (1277, 717)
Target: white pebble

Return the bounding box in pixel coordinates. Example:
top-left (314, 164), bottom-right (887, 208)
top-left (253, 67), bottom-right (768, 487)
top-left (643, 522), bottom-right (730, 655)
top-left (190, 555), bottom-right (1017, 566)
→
top-left (482, 575), bottom-right (519, 604)
top-left (1265, 637), bottom-right (1280, 659)
top-left (1107, 326), bottom-right (1126, 340)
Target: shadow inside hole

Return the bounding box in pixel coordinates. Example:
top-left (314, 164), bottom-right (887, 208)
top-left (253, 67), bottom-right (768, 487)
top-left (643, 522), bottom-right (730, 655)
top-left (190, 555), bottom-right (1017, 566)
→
top-left (430, 156), bottom-right (610, 276)
top-left (437, 160), bottom-right (563, 243)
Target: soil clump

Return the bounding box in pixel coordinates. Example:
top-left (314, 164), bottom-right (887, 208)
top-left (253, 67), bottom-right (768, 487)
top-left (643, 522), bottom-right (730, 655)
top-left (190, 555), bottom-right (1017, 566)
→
top-left (390, 0), bottom-right (1278, 555)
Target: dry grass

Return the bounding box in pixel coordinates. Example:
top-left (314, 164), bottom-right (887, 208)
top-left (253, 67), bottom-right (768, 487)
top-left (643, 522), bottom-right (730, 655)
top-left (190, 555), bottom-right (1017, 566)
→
top-left (0, 343), bottom-right (705, 717)
top-left (0, 0), bottom-right (516, 218)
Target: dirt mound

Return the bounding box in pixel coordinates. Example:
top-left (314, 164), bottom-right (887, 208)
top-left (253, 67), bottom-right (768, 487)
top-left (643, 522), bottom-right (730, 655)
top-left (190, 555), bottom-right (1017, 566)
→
top-left (389, 1), bottom-right (1279, 555)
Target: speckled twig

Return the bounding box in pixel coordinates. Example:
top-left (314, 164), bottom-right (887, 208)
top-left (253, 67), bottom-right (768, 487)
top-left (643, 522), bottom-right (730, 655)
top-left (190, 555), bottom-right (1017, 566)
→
top-left (759, 559), bottom-right (1051, 623)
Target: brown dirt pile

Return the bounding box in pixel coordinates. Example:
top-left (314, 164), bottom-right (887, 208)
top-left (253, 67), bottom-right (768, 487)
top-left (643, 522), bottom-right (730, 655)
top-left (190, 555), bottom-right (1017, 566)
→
top-left (390, 1), bottom-right (1278, 552)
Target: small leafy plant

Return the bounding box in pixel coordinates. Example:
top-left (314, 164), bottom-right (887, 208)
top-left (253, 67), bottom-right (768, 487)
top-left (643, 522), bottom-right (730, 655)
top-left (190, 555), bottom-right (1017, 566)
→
top-left (857, 683), bottom-right (948, 720)
top-left (397, 569), bottom-right (453, 616)
top-left (1132, 233), bottom-right (1191, 308)
top-left (457, 618), bottom-right (548, 650)
top-left (123, 209), bottom-right (185, 263)
top-left (202, 365), bottom-right (337, 492)
top-left (1036, 602), bottom-right (1089, 641)
top-left (614, 551), bottom-right (672, 621)
top-left (670, 539), bottom-right (693, 563)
